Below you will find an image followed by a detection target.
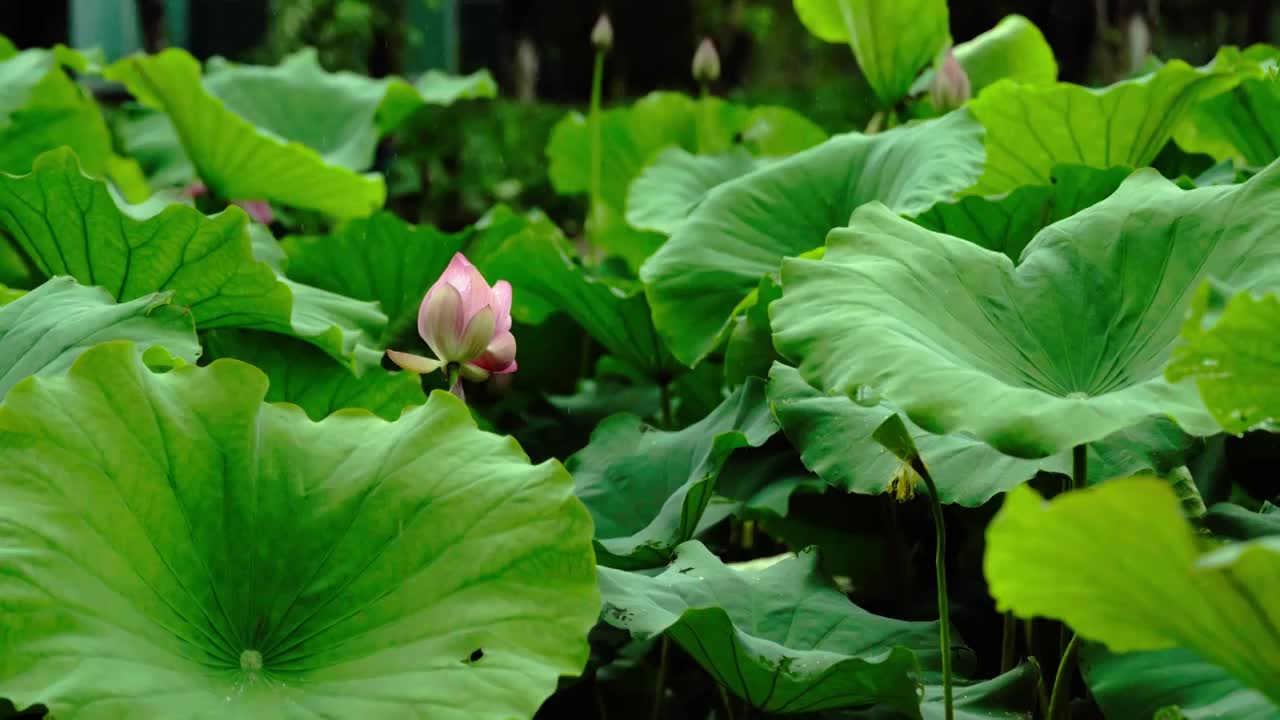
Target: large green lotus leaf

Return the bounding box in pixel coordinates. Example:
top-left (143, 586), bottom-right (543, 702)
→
top-left (847, 664), bottom-right (1039, 719)
top-left (0, 48), bottom-right (114, 178)
top-left (1081, 646), bottom-right (1279, 720)
top-left (203, 48), bottom-right (496, 172)
top-left (641, 110), bottom-right (985, 367)
top-left (0, 275), bottom-right (199, 398)
top-left (547, 92), bottom-right (825, 267)
top-left (625, 147), bottom-right (763, 235)
top-left (104, 48), bottom-right (384, 218)
top-left (0, 341), bottom-right (599, 718)
top-left (768, 364), bottom-right (1191, 505)
top-left (911, 15), bottom-right (1057, 99)
top-left (281, 211), bottom-right (468, 342)
top-left (203, 329), bottom-right (425, 421)
top-left (793, 0), bottom-right (949, 107)
top-left (464, 205), bottom-right (560, 324)
top-left (773, 162), bottom-right (1280, 458)
top-left (599, 540), bottom-right (951, 716)
top-left (473, 211), bottom-right (678, 379)
top-left (985, 477), bottom-right (1280, 704)
top-left (1204, 501), bottom-right (1280, 541)
top-left (0, 148), bottom-right (386, 372)
top-left (969, 59), bottom-right (1251, 195)
top-left (1175, 45), bottom-right (1280, 167)
top-left (568, 378), bottom-right (777, 569)
top-left (912, 164), bottom-right (1130, 261)
top-left (1166, 283), bottom-right (1280, 434)
top-left (376, 68), bottom-right (499, 131)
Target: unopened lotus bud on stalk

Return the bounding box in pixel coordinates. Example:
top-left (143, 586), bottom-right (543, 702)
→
top-left (929, 48), bottom-right (971, 112)
top-left (386, 252), bottom-right (517, 401)
top-left (692, 38), bottom-right (720, 86)
top-left (591, 14), bottom-right (613, 52)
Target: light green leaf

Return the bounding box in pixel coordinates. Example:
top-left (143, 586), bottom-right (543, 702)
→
top-left (912, 164), bottom-right (1131, 261)
top-left (0, 341), bottom-right (599, 718)
top-left (0, 48), bottom-right (114, 177)
top-left (793, 0), bottom-right (950, 107)
top-left (1175, 45), bottom-right (1280, 167)
top-left (568, 379), bottom-right (777, 569)
top-left (115, 106), bottom-right (196, 189)
top-left (281, 211), bottom-right (468, 342)
top-left (203, 329), bottom-right (425, 421)
top-left (0, 275), bottom-right (199, 398)
top-left (203, 49), bottom-right (497, 172)
top-left (0, 148), bottom-right (386, 372)
top-left (773, 162), bottom-right (1280, 458)
top-left (1166, 283), bottom-right (1280, 434)
top-left (474, 213), bottom-right (678, 378)
top-left (599, 540), bottom-right (953, 716)
top-left (378, 68), bottom-right (498, 130)
top-left (911, 15), bottom-right (1057, 98)
top-left (845, 664), bottom-right (1040, 719)
top-left (1082, 646), bottom-right (1279, 720)
top-left (547, 92), bottom-right (825, 267)
top-left (768, 364), bottom-right (1191, 505)
top-left (984, 477), bottom-right (1280, 703)
top-left (104, 48), bottom-right (385, 218)
top-left (969, 59), bottom-right (1250, 195)
top-left (641, 110), bottom-right (985, 367)
top-left (626, 147), bottom-right (762, 235)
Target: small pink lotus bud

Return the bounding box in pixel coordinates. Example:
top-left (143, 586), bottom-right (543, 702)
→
top-left (591, 14), bottom-right (613, 52)
top-left (930, 49), bottom-right (971, 112)
top-left (388, 253), bottom-right (518, 391)
top-left (182, 179), bottom-right (273, 224)
top-left (236, 199), bottom-right (274, 225)
top-left (692, 38), bottom-right (720, 84)
top-left (183, 180), bottom-right (209, 198)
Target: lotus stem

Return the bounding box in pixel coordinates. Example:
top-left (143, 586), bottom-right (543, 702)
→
top-left (650, 635), bottom-right (670, 720)
top-left (1071, 444), bottom-right (1087, 491)
top-left (445, 363), bottom-right (463, 401)
top-left (717, 684), bottom-right (736, 720)
top-left (659, 380), bottom-right (674, 429)
top-left (588, 48), bottom-right (606, 255)
top-left (912, 457), bottom-right (953, 720)
top-left (1000, 611), bottom-right (1017, 673)
top-left (1052, 445), bottom-right (1088, 713)
top-left (1048, 633), bottom-right (1080, 720)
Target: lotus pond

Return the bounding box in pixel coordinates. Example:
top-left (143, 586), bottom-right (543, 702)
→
top-left (0, 2), bottom-right (1278, 719)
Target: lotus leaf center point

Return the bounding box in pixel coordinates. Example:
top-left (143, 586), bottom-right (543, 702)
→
top-left (240, 649), bottom-right (264, 672)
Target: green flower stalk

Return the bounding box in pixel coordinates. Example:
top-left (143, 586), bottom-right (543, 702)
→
top-left (587, 13), bottom-right (612, 254)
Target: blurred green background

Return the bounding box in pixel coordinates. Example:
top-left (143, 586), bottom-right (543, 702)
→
top-left (5, 1), bottom-right (1278, 114)
top-left (2, 0), bottom-right (1277, 232)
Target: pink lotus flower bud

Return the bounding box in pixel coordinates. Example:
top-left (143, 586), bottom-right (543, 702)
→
top-left (930, 49), bottom-right (971, 112)
top-left (388, 253), bottom-right (517, 397)
top-left (183, 180), bottom-right (209, 198)
top-left (692, 38), bottom-right (720, 84)
top-left (236, 200), bottom-right (275, 225)
top-left (591, 14), bottom-right (613, 52)
top-left (182, 180), bottom-right (274, 224)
